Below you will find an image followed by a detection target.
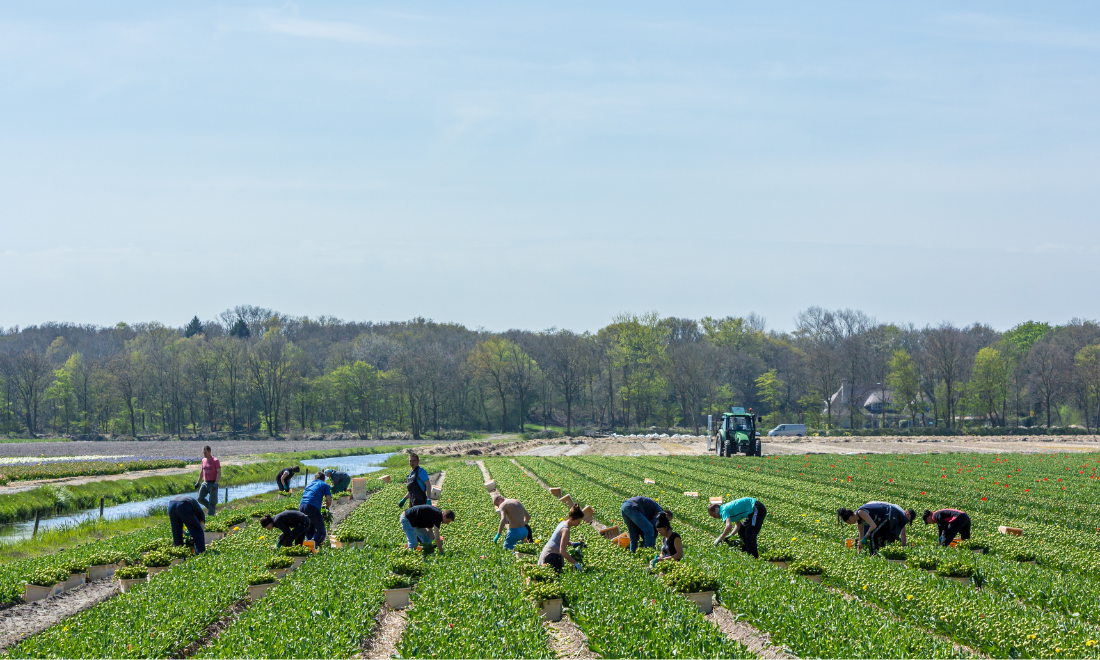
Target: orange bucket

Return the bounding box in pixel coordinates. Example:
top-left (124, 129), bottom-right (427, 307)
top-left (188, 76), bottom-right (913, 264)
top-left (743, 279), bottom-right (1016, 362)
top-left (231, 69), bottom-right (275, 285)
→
top-left (614, 533), bottom-right (630, 548)
top-left (845, 539), bottom-right (854, 548)
top-left (303, 540), bottom-right (316, 553)
top-left (949, 539), bottom-right (959, 548)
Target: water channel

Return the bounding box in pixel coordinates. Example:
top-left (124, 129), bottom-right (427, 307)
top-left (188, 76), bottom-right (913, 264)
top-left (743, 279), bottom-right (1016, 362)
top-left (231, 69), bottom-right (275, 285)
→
top-left (0, 452), bottom-right (395, 544)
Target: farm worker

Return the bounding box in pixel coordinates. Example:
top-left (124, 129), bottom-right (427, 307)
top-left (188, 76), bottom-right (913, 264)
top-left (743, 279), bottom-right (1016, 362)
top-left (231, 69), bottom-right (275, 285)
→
top-left (923, 508), bottom-right (971, 546)
top-left (259, 510), bottom-right (312, 547)
top-left (398, 453), bottom-right (432, 509)
top-left (325, 469), bottom-right (352, 494)
top-left (620, 496), bottom-right (671, 552)
top-left (652, 512), bottom-right (683, 565)
top-left (168, 495), bottom-right (206, 554)
top-left (709, 496), bottom-right (766, 558)
top-left (538, 505), bottom-right (585, 572)
top-left (275, 466), bottom-right (300, 492)
top-left (400, 504), bottom-right (455, 553)
top-left (492, 494), bottom-right (532, 550)
top-left (837, 502), bottom-right (915, 553)
top-left (194, 445), bottom-right (221, 516)
top-left (299, 471), bottom-right (333, 546)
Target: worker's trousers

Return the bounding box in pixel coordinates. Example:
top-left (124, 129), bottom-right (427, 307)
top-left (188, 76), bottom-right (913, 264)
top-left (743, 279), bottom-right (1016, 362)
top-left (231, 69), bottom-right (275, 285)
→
top-left (168, 500), bottom-right (206, 554)
top-left (503, 527), bottom-right (528, 550)
top-left (939, 514), bottom-right (971, 546)
top-left (300, 504), bottom-right (326, 545)
top-left (620, 502), bottom-right (656, 552)
top-left (399, 512), bottom-right (434, 550)
top-left (197, 481), bottom-right (218, 516)
top-left (737, 501), bottom-right (766, 558)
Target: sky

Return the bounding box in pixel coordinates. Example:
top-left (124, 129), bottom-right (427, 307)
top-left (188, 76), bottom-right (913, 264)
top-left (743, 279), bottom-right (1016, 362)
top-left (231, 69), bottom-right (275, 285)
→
top-left (2, 2), bottom-right (1099, 334)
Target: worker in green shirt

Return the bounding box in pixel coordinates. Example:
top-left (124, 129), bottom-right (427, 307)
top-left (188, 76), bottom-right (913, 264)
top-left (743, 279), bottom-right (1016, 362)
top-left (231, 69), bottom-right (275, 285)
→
top-left (709, 496), bottom-right (767, 558)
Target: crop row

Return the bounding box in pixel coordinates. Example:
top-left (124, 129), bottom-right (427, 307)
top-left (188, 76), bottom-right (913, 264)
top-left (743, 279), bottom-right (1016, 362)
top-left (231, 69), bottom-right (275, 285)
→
top-left (0, 459), bottom-right (191, 485)
top-left (558, 455), bottom-right (1100, 659)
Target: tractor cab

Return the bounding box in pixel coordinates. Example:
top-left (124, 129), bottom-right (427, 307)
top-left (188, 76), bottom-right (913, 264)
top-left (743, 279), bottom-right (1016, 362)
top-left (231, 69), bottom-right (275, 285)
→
top-left (711, 407), bottom-right (762, 457)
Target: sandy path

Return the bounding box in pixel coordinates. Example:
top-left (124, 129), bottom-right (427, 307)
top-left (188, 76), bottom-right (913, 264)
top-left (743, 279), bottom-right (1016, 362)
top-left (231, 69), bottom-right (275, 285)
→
top-left (707, 606), bottom-right (796, 659)
top-left (0, 579), bottom-right (119, 649)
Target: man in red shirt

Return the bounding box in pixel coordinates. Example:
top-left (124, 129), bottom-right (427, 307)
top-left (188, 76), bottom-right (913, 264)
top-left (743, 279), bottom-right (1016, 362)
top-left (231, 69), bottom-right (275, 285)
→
top-left (195, 445), bottom-right (221, 516)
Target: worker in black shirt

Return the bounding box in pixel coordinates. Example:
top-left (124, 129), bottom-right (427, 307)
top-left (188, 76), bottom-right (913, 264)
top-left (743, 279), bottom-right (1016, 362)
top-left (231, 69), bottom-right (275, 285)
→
top-left (923, 508), bottom-right (971, 546)
top-left (620, 496), bottom-right (672, 552)
top-left (652, 512), bottom-right (683, 566)
top-left (168, 495), bottom-right (206, 554)
top-left (260, 510), bottom-right (312, 547)
top-left (275, 466), bottom-right (300, 492)
top-left (400, 504), bottom-right (455, 553)
top-left (838, 501), bottom-right (915, 554)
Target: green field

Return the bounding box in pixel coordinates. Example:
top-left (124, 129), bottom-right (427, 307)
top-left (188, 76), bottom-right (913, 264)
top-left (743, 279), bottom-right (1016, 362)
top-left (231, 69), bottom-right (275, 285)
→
top-left (2, 452), bottom-right (1098, 658)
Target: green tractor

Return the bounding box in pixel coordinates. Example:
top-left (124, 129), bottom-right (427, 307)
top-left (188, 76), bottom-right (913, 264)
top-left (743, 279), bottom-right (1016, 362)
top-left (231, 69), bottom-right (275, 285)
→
top-left (709, 407), bottom-right (762, 457)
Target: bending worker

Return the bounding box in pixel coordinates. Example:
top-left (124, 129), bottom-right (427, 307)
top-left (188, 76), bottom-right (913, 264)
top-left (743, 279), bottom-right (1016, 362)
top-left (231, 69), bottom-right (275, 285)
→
top-left (923, 508), bottom-right (971, 546)
top-left (399, 453), bottom-right (432, 509)
top-left (325, 469), bottom-right (352, 495)
top-left (260, 510), bottom-right (311, 547)
top-left (539, 505), bottom-right (585, 572)
top-left (709, 495), bottom-right (766, 557)
top-left (838, 501), bottom-right (915, 553)
top-left (492, 494), bottom-right (531, 550)
top-left (275, 465), bottom-right (300, 493)
top-left (168, 494), bottom-right (206, 554)
top-left (400, 504), bottom-right (455, 553)
top-left (653, 512), bottom-right (683, 565)
top-left (300, 471), bottom-right (333, 546)
top-left (620, 496), bottom-right (672, 552)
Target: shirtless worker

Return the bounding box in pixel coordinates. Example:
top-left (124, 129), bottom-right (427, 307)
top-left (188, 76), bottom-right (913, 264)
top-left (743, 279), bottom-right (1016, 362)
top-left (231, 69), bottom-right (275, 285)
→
top-left (491, 494), bottom-right (532, 550)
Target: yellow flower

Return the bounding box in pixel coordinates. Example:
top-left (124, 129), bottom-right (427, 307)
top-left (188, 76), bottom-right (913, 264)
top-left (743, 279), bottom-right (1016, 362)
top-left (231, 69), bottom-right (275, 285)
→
top-left (906, 594), bottom-right (913, 600)
top-left (1028, 635), bottom-right (1036, 640)
top-left (1086, 640), bottom-right (1096, 647)
top-left (259, 536), bottom-right (266, 540)
top-left (862, 585), bottom-right (868, 590)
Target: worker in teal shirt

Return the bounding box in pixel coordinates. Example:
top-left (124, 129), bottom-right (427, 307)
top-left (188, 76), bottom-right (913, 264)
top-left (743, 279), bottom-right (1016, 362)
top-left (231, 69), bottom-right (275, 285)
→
top-left (708, 496), bottom-right (767, 558)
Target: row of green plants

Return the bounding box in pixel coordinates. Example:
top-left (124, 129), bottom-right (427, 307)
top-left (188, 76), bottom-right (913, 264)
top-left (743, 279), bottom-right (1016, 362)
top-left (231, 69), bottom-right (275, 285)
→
top-left (510, 457), bottom-right (968, 658)
top-left (0, 458), bottom-right (191, 485)
top-left (570, 454), bottom-right (1100, 658)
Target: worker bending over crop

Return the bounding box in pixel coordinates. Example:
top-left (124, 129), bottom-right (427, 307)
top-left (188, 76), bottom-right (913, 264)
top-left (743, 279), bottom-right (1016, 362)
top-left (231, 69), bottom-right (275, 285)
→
top-left (400, 504), bottom-right (455, 553)
top-left (399, 453), bottom-right (432, 509)
top-left (168, 494), bottom-right (206, 554)
top-left (260, 510), bottom-right (312, 547)
top-left (710, 496), bottom-right (766, 558)
top-left (653, 512), bottom-right (683, 565)
top-left (492, 494), bottom-right (532, 550)
top-left (325, 469), bottom-right (352, 494)
top-left (275, 466), bottom-right (300, 493)
top-left (539, 505), bottom-right (585, 572)
top-left (923, 508), bottom-right (971, 546)
top-left (838, 502), bottom-right (915, 554)
top-left (300, 471), bottom-right (333, 546)
top-left (620, 496), bottom-right (672, 552)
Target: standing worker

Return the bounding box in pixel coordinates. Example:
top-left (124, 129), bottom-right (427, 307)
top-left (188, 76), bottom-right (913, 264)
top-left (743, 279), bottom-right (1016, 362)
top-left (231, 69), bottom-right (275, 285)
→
top-left (837, 502), bottom-right (915, 553)
top-left (260, 510), bottom-right (312, 547)
top-left (652, 512), bottom-right (683, 565)
top-left (539, 505), bottom-right (585, 572)
top-left (709, 496), bottom-right (767, 557)
top-left (275, 466), bottom-right (300, 493)
top-left (324, 469), bottom-right (352, 495)
top-left (194, 445), bottom-right (220, 516)
top-left (620, 496), bottom-right (672, 552)
top-left (923, 508), bottom-right (971, 546)
top-left (299, 471), bottom-right (333, 546)
top-left (491, 494), bottom-right (531, 550)
top-left (168, 494), bottom-right (206, 554)
top-left (399, 453), bottom-right (432, 508)
top-left (399, 504), bottom-right (455, 553)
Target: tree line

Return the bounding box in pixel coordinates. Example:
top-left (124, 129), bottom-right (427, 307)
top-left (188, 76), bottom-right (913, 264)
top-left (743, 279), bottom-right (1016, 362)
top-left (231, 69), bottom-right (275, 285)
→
top-left (1, 305), bottom-right (1098, 439)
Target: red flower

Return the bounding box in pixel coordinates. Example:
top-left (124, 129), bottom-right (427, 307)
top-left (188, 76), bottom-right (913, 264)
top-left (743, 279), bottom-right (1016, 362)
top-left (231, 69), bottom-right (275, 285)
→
top-left (981, 497), bottom-right (987, 501)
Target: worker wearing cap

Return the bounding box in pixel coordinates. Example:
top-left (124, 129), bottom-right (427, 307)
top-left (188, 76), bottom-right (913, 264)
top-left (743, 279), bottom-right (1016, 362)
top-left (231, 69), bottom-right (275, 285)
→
top-left (620, 496), bottom-right (672, 552)
top-left (400, 504), bottom-right (455, 553)
top-left (168, 494), bottom-right (206, 554)
top-left (491, 494), bottom-right (531, 550)
top-left (325, 469), bottom-right (352, 495)
top-left (709, 496), bottom-right (766, 557)
top-left (838, 502), bottom-right (915, 553)
top-left (399, 453), bottom-right (432, 509)
top-left (260, 510), bottom-right (312, 547)
top-left (275, 466), bottom-right (300, 492)
top-left (299, 471), bottom-right (333, 546)
top-left (923, 508), bottom-right (971, 546)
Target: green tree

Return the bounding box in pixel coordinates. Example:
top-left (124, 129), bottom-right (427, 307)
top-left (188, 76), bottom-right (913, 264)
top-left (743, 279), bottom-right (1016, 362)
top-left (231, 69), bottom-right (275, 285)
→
top-left (1003, 321), bottom-right (1051, 354)
top-left (184, 316), bottom-right (203, 338)
top-left (886, 349), bottom-right (921, 427)
top-left (330, 361), bottom-right (382, 438)
top-left (46, 354), bottom-right (78, 433)
top-left (755, 369), bottom-right (782, 424)
top-left (469, 337), bottom-right (514, 433)
top-left (971, 347), bottom-right (1009, 426)
top-left (1075, 344), bottom-right (1100, 432)
top-left (613, 312), bottom-right (667, 428)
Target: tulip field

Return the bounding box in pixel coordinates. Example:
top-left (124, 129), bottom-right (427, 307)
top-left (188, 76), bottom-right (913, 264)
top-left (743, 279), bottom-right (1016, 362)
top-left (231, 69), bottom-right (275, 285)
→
top-left (0, 451), bottom-right (1098, 658)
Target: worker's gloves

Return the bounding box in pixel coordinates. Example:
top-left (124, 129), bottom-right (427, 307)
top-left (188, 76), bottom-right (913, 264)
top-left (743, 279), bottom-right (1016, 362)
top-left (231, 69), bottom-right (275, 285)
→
top-left (194, 481), bottom-right (201, 490)
top-left (493, 533), bottom-right (501, 543)
top-left (860, 538), bottom-right (870, 546)
top-left (398, 496), bottom-right (408, 508)
top-left (649, 556), bottom-right (659, 568)
top-left (573, 562), bottom-right (582, 571)
top-left (713, 537), bottom-right (722, 546)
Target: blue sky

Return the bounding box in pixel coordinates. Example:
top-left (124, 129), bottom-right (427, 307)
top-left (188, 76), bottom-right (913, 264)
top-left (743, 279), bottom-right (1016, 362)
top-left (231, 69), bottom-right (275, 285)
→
top-left (2, 2), bottom-right (1098, 333)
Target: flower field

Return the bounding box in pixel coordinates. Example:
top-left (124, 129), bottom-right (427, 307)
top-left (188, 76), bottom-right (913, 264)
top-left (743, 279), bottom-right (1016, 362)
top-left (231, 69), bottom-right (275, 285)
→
top-left (1, 451), bottom-right (1097, 658)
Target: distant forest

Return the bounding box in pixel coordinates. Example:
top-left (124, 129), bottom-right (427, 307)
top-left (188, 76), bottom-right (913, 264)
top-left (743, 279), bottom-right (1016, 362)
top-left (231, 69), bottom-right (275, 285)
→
top-left (1, 306), bottom-right (1098, 438)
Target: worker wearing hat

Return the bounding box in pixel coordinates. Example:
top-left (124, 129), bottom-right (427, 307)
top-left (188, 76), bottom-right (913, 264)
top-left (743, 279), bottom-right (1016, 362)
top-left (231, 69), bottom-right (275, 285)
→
top-left (324, 469), bottom-right (352, 495)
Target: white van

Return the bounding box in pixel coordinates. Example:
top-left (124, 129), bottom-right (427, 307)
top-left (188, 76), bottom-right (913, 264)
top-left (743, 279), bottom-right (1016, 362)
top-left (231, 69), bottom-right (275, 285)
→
top-left (768, 424), bottom-right (806, 437)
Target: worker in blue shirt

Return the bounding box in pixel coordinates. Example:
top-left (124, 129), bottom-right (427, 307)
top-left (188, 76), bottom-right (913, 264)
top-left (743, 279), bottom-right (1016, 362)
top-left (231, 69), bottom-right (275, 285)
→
top-left (299, 471), bottom-right (333, 545)
top-left (399, 452), bottom-right (432, 508)
top-left (620, 496), bottom-right (672, 552)
top-left (710, 496), bottom-right (767, 557)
